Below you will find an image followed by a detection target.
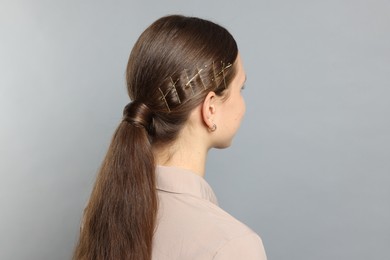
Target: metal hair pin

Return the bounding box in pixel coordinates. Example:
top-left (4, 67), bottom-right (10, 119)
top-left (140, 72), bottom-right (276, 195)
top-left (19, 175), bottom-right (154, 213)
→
top-left (184, 69), bottom-right (195, 95)
top-left (159, 61), bottom-right (233, 112)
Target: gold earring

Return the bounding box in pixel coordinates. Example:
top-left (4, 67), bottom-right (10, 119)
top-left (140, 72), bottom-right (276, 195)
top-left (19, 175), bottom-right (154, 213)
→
top-left (209, 123), bottom-right (217, 132)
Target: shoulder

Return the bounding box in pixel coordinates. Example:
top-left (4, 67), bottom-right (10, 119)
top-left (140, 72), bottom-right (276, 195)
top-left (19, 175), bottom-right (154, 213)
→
top-left (205, 206), bottom-right (267, 260)
top-left (203, 206), bottom-right (267, 260)
top-left (213, 232), bottom-right (267, 260)
top-left (156, 192), bottom-right (267, 259)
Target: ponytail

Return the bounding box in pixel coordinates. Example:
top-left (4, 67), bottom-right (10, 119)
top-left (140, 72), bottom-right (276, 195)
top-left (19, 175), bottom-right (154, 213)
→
top-left (74, 14), bottom-right (239, 260)
top-left (73, 102), bottom-right (157, 260)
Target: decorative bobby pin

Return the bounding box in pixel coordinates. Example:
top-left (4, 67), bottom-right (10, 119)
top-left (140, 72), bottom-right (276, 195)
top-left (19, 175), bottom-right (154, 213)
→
top-left (159, 61), bottom-right (233, 112)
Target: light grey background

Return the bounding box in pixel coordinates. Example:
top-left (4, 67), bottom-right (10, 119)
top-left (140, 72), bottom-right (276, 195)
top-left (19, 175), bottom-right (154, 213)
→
top-left (1, 0), bottom-right (389, 259)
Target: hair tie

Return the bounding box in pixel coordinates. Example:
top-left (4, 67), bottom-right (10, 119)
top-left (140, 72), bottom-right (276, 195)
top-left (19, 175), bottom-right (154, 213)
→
top-left (123, 101), bottom-right (153, 130)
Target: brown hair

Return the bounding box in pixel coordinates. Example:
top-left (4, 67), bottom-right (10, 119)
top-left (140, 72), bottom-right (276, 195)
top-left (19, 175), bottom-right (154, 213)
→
top-left (73, 15), bottom-right (238, 260)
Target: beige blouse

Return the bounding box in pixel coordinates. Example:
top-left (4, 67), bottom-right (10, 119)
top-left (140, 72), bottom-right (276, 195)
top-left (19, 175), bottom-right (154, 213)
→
top-left (152, 166), bottom-right (267, 260)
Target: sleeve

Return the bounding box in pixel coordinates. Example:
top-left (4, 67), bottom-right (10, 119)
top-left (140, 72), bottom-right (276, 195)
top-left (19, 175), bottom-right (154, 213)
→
top-left (213, 233), bottom-right (267, 260)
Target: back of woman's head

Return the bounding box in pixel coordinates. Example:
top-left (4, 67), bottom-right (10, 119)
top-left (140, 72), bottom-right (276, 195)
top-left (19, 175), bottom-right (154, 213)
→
top-left (73, 15), bottom-right (238, 260)
top-left (125, 15), bottom-right (238, 145)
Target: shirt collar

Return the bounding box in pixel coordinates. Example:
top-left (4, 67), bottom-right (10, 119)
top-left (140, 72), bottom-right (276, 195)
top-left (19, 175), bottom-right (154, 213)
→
top-left (155, 165), bottom-right (218, 205)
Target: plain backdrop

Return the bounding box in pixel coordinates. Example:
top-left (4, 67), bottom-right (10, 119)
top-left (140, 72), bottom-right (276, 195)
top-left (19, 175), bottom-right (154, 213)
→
top-left (1, 0), bottom-right (389, 259)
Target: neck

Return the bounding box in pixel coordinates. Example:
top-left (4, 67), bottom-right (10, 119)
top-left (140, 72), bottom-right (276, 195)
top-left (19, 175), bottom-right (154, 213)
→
top-left (152, 106), bottom-right (212, 177)
top-left (152, 140), bottom-right (208, 177)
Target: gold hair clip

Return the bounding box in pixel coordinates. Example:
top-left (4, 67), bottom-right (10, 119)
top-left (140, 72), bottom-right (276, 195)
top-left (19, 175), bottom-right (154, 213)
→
top-left (220, 62), bottom-right (232, 89)
top-left (158, 77), bottom-right (181, 112)
top-left (170, 77), bottom-right (181, 104)
top-left (159, 87), bottom-right (171, 112)
top-left (184, 69), bottom-right (195, 95)
top-left (197, 67), bottom-right (206, 90)
top-left (212, 61), bottom-right (217, 82)
top-left (159, 61), bottom-right (233, 112)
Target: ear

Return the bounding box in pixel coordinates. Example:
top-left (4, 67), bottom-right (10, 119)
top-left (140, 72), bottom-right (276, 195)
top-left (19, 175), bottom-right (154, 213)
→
top-left (201, 91), bottom-right (217, 129)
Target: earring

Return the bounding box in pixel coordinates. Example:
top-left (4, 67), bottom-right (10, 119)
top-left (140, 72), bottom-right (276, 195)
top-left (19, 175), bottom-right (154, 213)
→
top-left (209, 123), bottom-right (217, 132)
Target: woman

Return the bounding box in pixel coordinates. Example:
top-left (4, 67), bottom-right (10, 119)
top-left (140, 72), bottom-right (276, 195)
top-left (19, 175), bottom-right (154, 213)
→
top-left (74, 15), bottom-right (266, 260)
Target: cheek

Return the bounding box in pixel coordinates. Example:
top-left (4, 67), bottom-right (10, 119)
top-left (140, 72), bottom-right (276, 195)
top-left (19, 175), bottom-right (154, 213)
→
top-left (238, 96), bottom-right (246, 119)
top-left (242, 97), bottom-right (246, 115)
top-left (231, 98), bottom-right (245, 123)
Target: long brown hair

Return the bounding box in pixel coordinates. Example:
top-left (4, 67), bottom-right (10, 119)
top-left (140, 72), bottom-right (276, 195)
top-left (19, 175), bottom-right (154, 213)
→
top-left (73, 15), bottom-right (238, 260)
